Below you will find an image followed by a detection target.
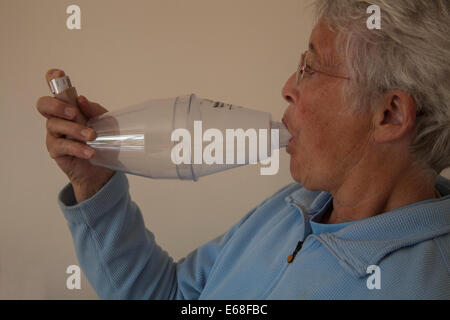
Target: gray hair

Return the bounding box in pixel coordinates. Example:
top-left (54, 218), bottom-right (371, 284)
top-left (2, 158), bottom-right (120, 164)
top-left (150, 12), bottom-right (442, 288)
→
top-left (314, 0), bottom-right (450, 176)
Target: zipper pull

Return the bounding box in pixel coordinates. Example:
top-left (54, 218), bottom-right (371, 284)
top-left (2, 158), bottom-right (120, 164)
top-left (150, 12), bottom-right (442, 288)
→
top-left (287, 241), bottom-right (303, 263)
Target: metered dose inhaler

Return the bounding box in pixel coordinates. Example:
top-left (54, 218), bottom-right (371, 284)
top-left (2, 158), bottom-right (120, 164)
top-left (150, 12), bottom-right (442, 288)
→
top-left (47, 74), bottom-right (290, 181)
top-left (85, 94), bottom-right (291, 180)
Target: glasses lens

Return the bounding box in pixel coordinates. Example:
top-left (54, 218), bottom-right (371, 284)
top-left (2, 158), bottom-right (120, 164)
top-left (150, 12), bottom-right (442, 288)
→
top-left (296, 52), bottom-right (306, 85)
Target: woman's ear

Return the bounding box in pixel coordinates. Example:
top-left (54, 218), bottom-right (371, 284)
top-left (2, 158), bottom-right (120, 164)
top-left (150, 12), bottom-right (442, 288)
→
top-left (373, 90), bottom-right (417, 143)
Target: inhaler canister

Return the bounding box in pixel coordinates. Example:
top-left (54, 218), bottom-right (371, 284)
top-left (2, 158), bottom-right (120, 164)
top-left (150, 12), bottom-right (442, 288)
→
top-left (47, 74), bottom-right (87, 138)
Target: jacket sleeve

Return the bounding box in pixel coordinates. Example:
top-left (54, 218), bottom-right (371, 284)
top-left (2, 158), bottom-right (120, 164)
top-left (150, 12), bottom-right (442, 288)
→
top-left (57, 172), bottom-right (256, 300)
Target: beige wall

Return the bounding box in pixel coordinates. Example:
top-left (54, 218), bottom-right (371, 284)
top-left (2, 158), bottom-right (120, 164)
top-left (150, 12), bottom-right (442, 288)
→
top-left (1, 0), bottom-right (448, 299)
top-left (0, 0), bottom-right (311, 299)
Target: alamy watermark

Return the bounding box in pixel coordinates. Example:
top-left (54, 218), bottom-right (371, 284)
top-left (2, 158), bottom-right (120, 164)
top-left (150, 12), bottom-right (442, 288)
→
top-left (66, 5), bottom-right (81, 30)
top-left (366, 265), bottom-right (381, 290)
top-left (171, 121), bottom-right (280, 176)
top-left (367, 5), bottom-right (381, 30)
top-left (66, 264), bottom-right (81, 290)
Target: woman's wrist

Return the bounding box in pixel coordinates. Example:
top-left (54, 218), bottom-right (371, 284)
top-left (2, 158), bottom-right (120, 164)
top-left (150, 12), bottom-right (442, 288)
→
top-left (72, 170), bottom-right (115, 203)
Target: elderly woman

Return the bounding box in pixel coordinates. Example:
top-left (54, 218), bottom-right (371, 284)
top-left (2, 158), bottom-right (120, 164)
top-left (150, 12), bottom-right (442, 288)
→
top-left (36, 0), bottom-right (449, 299)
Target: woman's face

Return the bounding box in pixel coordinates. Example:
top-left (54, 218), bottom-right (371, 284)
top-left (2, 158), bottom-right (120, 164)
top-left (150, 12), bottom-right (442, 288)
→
top-left (282, 18), bottom-right (374, 193)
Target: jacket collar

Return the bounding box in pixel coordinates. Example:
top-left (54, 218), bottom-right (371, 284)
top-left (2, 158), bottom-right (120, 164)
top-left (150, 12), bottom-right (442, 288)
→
top-left (284, 176), bottom-right (450, 278)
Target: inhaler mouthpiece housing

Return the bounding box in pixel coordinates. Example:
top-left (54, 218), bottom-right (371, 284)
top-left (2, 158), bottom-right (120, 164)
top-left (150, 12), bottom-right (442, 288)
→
top-left (86, 94), bottom-right (290, 180)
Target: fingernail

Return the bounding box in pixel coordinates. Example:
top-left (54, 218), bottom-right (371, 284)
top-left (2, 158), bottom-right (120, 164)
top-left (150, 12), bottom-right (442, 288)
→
top-left (83, 149), bottom-right (94, 158)
top-left (81, 128), bottom-right (92, 138)
top-left (65, 108), bottom-right (75, 118)
top-left (49, 69), bottom-right (64, 78)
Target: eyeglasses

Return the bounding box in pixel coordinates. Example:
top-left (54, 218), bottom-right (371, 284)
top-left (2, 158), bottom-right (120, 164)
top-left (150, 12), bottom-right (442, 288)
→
top-left (296, 51), bottom-right (351, 86)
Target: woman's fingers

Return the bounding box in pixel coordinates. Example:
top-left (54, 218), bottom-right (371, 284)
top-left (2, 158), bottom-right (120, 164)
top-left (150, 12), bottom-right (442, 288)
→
top-left (46, 117), bottom-right (96, 141)
top-left (46, 132), bottom-right (95, 160)
top-left (77, 95), bottom-right (109, 118)
top-left (45, 69), bottom-right (65, 83)
top-left (36, 96), bottom-right (78, 120)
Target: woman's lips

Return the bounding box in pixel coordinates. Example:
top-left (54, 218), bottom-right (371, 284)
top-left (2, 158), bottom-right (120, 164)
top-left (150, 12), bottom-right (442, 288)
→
top-left (282, 117), bottom-right (295, 145)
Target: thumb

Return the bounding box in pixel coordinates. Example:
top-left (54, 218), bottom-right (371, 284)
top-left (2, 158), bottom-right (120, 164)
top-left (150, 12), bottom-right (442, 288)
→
top-left (77, 95), bottom-right (108, 119)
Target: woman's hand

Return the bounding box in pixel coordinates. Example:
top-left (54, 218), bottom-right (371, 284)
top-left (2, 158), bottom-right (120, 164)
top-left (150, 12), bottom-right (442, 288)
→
top-left (36, 69), bottom-right (115, 203)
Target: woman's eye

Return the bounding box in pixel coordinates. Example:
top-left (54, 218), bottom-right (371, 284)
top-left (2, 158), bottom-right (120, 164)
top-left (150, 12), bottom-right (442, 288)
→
top-left (305, 65), bottom-right (316, 76)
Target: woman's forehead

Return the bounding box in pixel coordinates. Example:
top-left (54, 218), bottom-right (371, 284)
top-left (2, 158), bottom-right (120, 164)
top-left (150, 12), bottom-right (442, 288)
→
top-left (309, 19), bottom-right (346, 71)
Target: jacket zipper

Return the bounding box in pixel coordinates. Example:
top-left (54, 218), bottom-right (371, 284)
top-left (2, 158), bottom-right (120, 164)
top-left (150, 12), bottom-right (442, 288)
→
top-left (287, 240), bottom-right (303, 263)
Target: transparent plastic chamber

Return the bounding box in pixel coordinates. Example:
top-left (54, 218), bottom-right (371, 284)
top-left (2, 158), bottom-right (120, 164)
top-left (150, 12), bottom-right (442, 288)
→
top-left (86, 94), bottom-right (291, 180)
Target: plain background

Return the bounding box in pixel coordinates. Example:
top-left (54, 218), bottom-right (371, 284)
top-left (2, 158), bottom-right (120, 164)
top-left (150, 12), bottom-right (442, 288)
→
top-left (0, 0), bottom-right (307, 299)
top-left (1, 0), bottom-right (449, 299)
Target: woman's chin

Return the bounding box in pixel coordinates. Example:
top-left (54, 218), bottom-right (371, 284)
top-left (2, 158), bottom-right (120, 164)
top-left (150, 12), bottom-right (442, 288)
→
top-left (289, 158), bottom-right (300, 181)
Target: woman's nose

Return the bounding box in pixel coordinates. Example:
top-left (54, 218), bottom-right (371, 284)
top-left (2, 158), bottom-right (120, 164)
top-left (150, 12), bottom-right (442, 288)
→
top-left (281, 72), bottom-right (297, 105)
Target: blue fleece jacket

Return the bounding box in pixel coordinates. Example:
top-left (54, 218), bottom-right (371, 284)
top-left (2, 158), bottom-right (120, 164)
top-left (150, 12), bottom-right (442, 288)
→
top-left (58, 173), bottom-right (450, 299)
